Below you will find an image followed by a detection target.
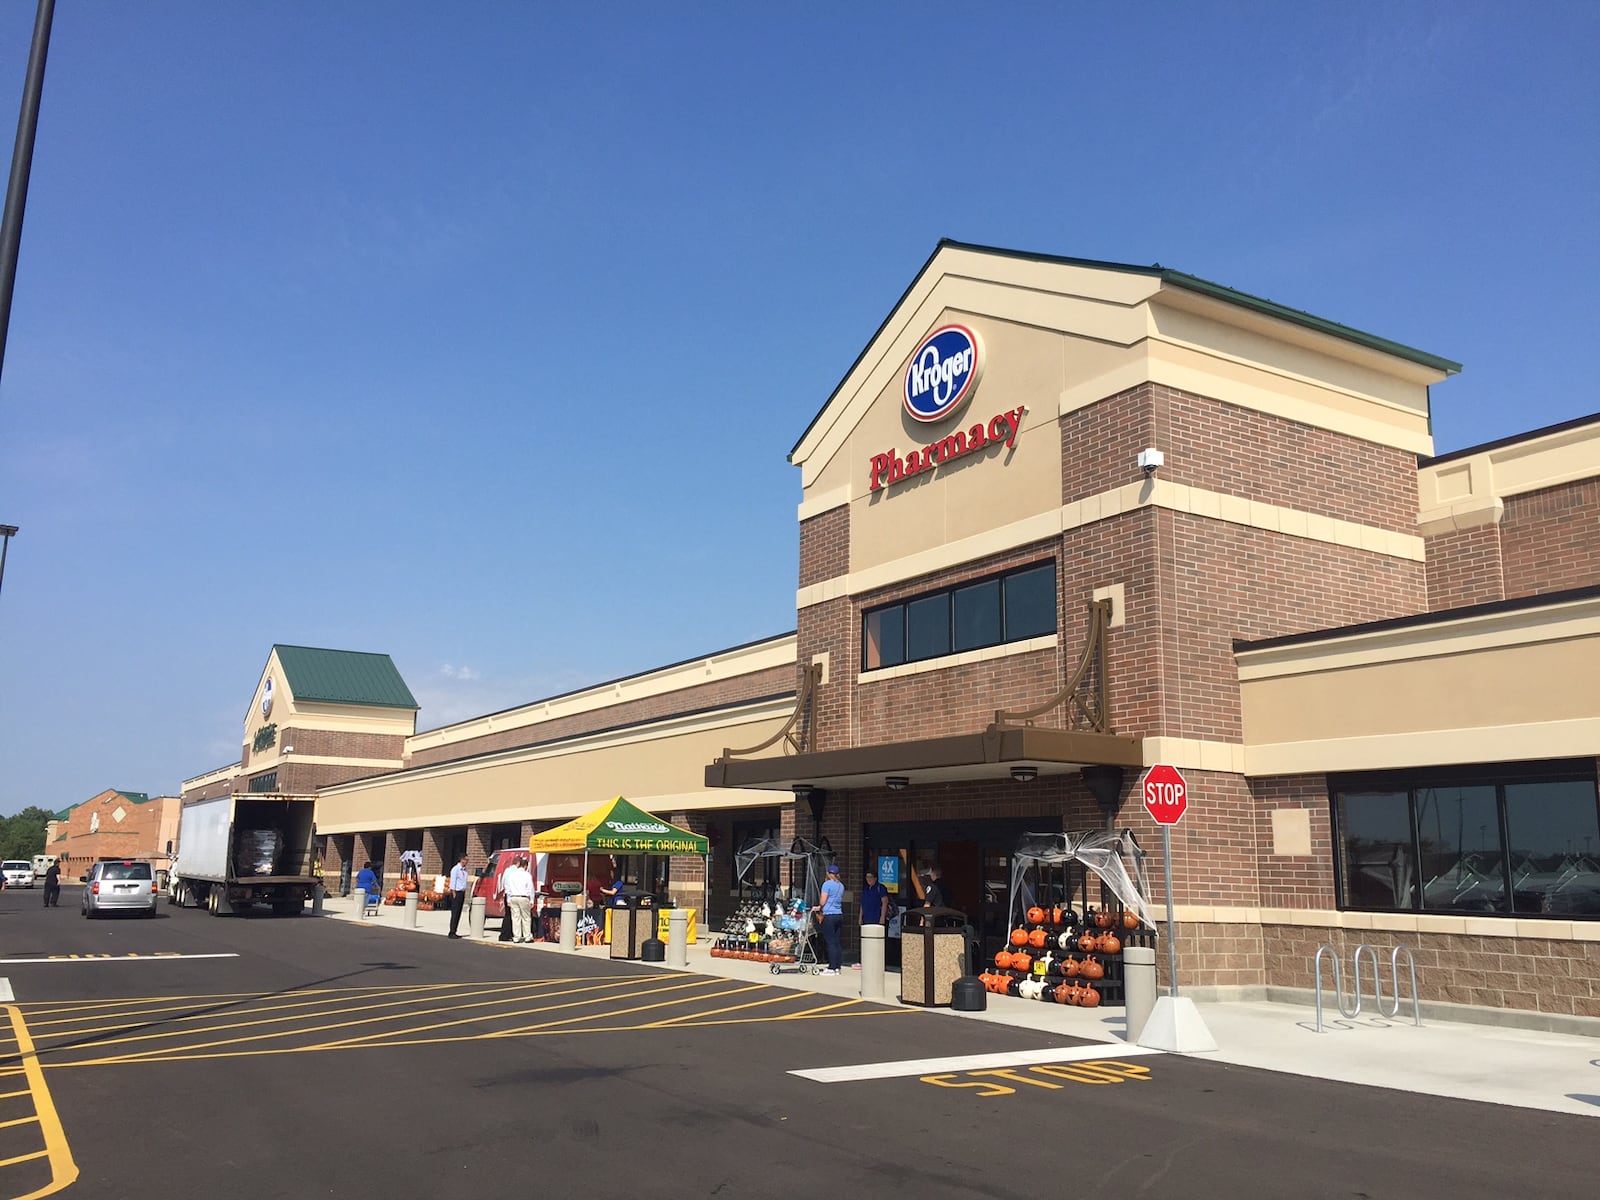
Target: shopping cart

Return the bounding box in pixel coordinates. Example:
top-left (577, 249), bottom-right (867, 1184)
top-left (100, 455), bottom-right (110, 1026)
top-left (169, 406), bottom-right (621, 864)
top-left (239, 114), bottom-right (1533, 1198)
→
top-left (768, 901), bottom-right (821, 975)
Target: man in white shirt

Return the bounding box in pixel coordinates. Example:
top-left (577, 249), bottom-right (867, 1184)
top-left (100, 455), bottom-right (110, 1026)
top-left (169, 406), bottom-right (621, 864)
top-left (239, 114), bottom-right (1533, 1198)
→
top-left (500, 855), bottom-right (537, 943)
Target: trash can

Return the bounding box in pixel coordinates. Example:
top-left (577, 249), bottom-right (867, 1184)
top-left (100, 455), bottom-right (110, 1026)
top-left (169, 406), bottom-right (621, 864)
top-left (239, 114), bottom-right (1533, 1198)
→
top-left (609, 894), bottom-right (657, 960)
top-left (899, 907), bottom-right (971, 1007)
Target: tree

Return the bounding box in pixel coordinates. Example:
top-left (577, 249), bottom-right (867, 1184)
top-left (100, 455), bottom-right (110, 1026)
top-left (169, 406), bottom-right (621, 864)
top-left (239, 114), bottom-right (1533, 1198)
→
top-left (0, 807), bottom-right (54, 862)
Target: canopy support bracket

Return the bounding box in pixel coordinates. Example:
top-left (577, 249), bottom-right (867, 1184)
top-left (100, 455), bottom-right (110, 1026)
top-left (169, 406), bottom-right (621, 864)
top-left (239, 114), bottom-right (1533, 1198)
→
top-left (715, 661), bottom-right (822, 762)
top-left (991, 598), bottom-right (1113, 734)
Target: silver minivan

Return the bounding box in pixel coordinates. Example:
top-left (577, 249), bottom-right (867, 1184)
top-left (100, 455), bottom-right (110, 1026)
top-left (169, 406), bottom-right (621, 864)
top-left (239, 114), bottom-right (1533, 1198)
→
top-left (81, 860), bottom-right (159, 918)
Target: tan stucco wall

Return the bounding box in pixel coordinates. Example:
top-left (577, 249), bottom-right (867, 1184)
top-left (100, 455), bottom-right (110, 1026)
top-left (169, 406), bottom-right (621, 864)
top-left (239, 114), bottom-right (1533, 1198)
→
top-left (1417, 417), bottom-right (1600, 534)
top-left (1239, 594), bottom-right (1600, 773)
top-left (315, 702), bottom-right (793, 833)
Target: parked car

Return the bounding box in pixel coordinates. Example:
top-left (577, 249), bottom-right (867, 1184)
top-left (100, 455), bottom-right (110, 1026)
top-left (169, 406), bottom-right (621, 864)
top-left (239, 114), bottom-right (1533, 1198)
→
top-left (2, 861), bottom-right (35, 888)
top-left (81, 860), bottom-right (159, 918)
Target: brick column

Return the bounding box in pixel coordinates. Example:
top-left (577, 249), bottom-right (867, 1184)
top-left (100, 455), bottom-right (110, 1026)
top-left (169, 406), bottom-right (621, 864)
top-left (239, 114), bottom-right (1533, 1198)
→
top-left (422, 828), bottom-right (449, 878)
top-left (778, 805), bottom-right (797, 893)
top-left (466, 825), bottom-right (491, 872)
top-left (667, 811), bottom-right (710, 914)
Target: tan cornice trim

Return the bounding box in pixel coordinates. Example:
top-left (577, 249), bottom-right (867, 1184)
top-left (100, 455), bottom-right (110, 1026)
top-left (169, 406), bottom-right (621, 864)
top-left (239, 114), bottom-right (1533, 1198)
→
top-left (1181, 906), bottom-right (1600, 942)
top-left (1243, 717), bottom-right (1600, 777)
top-left (798, 485), bottom-right (851, 521)
top-left (1236, 593), bottom-right (1600, 681)
top-left (798, 479), bottom-right (1421, 608)
top-left (1139, 737), bottom-right (1247, 774)
top-left (325, 698), bottom-right (798, 797)
top-left (406, 635), bottom-right (797, 756)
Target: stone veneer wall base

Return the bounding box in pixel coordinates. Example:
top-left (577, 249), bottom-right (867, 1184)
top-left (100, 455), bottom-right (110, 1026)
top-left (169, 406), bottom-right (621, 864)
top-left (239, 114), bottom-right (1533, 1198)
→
top-left (1180, 984), bottom-right (1600, 1040)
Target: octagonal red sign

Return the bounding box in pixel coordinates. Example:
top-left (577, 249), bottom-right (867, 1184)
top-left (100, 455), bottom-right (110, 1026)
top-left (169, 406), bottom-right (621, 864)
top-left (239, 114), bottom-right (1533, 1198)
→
top-left (1142, 764), bottom-right (1188, 826)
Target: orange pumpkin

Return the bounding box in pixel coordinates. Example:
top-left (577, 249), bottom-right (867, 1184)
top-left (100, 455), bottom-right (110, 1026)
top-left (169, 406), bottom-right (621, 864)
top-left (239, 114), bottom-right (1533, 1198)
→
top-left (1077, 931), bottom-right (1098, 952)
top-left (1080, 955), bottom-right (1105, 980)
top-left (1026, 906), bottom-right (1047, 925)
top-left (1091, 908), bottom-right (1111, 928)
top-left (1010, 951), bottom-right (1032, 973)
top-left (1122, 910), bottom-right (1141, 929)
top-left (994, 949), bottom-right (1012, 970)
top-left (1060, 956), bottom-right (1080, 977)
top-left (1027, 927), bottom-right (1048, 949)
top-left (1079, 984), bottom-right (1102, 1008)
top-left (1097, 932), bottom-right (1122, 955)
top-left (1010, 927), bottom-right (1030, 947)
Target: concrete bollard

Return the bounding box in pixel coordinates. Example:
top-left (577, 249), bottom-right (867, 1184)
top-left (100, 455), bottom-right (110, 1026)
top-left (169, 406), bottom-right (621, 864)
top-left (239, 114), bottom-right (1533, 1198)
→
top-left (860, 924), bottom-right (886, 999)
top-left (666, 909), bottom-right (689, 968)
top-left (311, 885), bottom-right (325, 915)
top-left (468, 896), bottom-right (487, 939)
top-left (1123, 945), bottom-right (1157, 1042)
top-left (403, 891), bottom-right (420, 928)
top-left (560, 898), bottom-right (578, 950)
top-left (354, 888), bottom-right (370, 917)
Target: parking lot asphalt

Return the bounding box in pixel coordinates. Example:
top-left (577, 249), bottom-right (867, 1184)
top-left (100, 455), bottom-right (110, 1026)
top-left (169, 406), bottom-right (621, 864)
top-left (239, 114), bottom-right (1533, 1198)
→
top-left (320, 891), bottom-right (1600, 1119)
top-left (0, 887), bottom-right (1594, 1200)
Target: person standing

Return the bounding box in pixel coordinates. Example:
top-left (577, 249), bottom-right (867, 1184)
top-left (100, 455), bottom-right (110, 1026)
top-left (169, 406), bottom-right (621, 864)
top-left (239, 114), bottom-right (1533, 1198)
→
top-left (859, 869), bottom-right (889, 929)
top-left (42, 861), bottom-right (61, 908)
top-left (446, 853), bottom-right (471, 939)
top-left (813, 863), bottom-right (845, 976)
top-left (923, 865), bottom-right (948, 910)
top-left (501, 855), bottom-right (536, 943)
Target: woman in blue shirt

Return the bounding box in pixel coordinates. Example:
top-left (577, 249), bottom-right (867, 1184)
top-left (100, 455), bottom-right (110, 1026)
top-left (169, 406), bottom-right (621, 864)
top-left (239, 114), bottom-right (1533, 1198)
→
top-left (813, 864), bottom-right (846, 975)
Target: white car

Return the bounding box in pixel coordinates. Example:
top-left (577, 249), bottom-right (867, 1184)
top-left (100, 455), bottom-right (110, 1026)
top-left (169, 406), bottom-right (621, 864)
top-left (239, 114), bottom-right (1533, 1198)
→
top-left (2, 861), bottom-right (36, 888)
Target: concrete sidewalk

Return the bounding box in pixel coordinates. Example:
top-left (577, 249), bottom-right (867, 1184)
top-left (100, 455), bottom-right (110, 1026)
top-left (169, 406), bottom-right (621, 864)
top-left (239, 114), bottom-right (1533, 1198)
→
top-left (320, 893), bottom-right (1600, 1118)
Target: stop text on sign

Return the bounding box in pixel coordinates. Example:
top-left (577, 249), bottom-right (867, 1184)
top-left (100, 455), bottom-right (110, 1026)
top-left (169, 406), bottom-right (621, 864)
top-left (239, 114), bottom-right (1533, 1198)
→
top-left (1141, 764), bottom-right (1188, 825)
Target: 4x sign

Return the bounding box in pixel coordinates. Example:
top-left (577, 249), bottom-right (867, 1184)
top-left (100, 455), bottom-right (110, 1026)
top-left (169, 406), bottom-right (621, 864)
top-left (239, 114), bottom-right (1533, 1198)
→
top-left (1142, 764), bottom-right (1187, 826)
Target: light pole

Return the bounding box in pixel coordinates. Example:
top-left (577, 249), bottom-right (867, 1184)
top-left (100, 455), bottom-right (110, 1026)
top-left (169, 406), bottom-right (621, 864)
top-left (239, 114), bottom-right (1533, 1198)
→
top-left (0, 0), bottom-right (55, 383)
top-left (0, 524), bottom-right (15, 597)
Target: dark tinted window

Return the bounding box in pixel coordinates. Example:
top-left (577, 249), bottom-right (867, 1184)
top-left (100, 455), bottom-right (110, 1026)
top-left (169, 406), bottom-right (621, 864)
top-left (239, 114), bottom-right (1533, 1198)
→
top-left (860, 560), bottom-right (1057, 671)
top-left (1505, 779), bottom-right (1600, 915)
top-left (1003, 564), bottom-right (1056, 640)
top-left (862, 606), bottom-right (905, 671)
top-left (1416, 785), bottom-right (1503, 912)
top-left (953, 580), bottom-right (1001, 652)
top-left (1338, 791), bottom-right (1416, 909)
top-left (1333, 764), bottom-right (1600, 919)
top-left (100, 863), bottom-right (153, 881)
top-left (906, 594), bottom-right (950, 661)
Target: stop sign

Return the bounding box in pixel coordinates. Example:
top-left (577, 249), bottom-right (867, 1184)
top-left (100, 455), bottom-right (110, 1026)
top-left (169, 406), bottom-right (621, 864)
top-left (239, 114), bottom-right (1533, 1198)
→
top-left (1142, 764), bottom-right (1188, 825)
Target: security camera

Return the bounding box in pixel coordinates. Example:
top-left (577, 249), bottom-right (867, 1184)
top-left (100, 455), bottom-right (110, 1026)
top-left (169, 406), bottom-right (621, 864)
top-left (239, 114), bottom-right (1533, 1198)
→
top-left (1137, 447), bottom-right (1164, 475)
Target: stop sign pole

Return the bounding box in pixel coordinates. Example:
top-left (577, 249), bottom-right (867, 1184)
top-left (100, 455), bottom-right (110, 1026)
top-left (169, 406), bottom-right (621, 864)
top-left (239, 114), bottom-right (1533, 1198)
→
top-left (1142, 764), bottom-right (1188, 997)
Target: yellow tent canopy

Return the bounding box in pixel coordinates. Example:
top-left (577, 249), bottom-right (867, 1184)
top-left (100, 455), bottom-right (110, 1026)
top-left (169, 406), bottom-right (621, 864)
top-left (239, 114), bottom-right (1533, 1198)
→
top-left (526, 796), bottom-right (709, 856)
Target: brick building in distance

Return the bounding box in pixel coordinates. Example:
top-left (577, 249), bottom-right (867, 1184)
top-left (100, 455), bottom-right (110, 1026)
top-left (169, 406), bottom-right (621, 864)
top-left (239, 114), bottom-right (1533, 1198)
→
top-left (51, 790), bottom-right (181, 878)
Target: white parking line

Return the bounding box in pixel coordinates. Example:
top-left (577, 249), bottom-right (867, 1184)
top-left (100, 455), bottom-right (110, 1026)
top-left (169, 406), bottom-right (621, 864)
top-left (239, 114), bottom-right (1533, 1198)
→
top-left (790, 1043), bottom-right (1161, 1083)
top-left (0, 953), bottom-right (240, 964)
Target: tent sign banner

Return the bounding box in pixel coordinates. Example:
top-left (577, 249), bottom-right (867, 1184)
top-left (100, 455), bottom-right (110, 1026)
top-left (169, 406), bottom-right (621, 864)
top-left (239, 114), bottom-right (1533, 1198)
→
top-left (526, 796), bottom-right (709, 856)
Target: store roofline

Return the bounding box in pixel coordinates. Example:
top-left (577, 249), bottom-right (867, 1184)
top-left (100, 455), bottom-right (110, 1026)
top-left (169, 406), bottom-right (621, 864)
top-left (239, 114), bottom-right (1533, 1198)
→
top-left (790, 238), bottom-right (1461, 459)
top-left (1233, 583), bottom-right (1600, 654)
top-left (1418, 409), bottom-right (1600, 466)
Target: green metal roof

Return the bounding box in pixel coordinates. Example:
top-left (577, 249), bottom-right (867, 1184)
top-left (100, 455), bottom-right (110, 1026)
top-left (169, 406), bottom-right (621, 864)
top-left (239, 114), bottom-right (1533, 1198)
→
top-left (791, 239), bottom-right (1462, 459)
top-left (272, 645), bottom-right (419, 710)
top-left (113, 791), bottom-right (151, 805)
top-left (53, 807), bottom-right (72, 822)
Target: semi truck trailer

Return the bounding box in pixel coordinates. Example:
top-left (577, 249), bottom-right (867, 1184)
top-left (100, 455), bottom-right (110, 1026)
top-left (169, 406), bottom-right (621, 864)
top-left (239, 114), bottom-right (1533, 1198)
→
top-left (170, 794), bottom-right (320, 916)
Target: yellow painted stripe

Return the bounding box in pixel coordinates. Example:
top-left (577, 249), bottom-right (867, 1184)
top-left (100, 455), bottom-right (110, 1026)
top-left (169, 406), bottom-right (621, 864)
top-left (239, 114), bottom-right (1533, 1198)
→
top-left (0, 1086), bottom-right (31, 1100)
top-left (0, 1114), bottom-right (40, 1130)
top-left (39, 1004), bottom-right (908, 1066)
top-left (2, 1005), bottom-right (78, 1198)
top-left (51, 976), bottom-right (695, 1067)
top-left (773, 999), bottom-right (870, 1020)
top-left (0, 1149), bottom-right (47, 1168)
top-left (644, 987), bottom-right (804, 1027)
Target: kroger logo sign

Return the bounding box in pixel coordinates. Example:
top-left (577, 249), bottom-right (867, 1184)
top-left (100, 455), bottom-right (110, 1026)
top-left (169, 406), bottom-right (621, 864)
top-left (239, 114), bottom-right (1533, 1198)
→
top-left (903, 324), bottom-right (982, 424)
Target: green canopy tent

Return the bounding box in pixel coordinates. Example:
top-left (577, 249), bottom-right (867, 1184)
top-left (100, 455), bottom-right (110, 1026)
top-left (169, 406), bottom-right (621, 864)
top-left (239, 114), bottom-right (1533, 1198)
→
top-left (527, 796), bottom-right (710, 920)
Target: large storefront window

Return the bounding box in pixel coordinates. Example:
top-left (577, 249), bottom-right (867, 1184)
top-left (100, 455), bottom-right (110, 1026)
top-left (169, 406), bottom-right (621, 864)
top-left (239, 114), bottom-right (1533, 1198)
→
top-left (861, 560), bottom-right (1058, 671)
top-left (1333, 762), bottom-right (1600, 917)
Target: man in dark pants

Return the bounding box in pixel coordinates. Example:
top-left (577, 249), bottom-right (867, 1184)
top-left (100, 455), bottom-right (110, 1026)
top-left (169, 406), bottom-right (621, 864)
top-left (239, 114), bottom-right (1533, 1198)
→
top-left (42, 861), bottom-right (61, 908)
top-left (447, 853), bottom-right (471, 939)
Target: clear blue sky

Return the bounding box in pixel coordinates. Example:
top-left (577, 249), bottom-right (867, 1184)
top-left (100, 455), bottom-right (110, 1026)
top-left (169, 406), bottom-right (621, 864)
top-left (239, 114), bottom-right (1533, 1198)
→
top-left (0, 3), bottom-right (1595, 814)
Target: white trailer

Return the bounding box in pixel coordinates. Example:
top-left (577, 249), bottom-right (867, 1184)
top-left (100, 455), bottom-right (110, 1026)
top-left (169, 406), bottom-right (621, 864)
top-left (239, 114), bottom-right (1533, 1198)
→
top-left (170, 794), bottom-right (319, 916)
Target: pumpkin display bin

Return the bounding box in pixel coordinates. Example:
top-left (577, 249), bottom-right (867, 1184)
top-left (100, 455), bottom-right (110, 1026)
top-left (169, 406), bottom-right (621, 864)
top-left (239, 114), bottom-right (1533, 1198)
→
top-left (994, 829), bottom-right (1160, 1008)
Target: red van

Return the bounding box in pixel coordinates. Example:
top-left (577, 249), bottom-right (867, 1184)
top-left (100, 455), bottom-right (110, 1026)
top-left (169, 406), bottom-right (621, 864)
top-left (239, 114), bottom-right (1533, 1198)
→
top-left (472, 850), bottom-right (609, 920)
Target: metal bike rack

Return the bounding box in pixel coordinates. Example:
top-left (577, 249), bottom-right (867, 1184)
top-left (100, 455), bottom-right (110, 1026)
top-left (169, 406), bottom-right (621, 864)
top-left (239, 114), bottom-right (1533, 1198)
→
top-left (1312, 942), bottom-right (1422, 1032)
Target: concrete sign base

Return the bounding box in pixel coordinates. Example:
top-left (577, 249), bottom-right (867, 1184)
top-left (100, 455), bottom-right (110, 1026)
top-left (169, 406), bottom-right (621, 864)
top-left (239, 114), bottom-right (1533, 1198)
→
top-left (1136, 996), bottom-right (1218, 1053)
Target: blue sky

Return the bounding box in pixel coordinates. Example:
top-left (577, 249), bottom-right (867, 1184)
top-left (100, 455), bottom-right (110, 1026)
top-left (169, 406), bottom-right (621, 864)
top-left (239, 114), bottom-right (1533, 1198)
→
top-left (0, 3), bottom-right (1595, 813)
